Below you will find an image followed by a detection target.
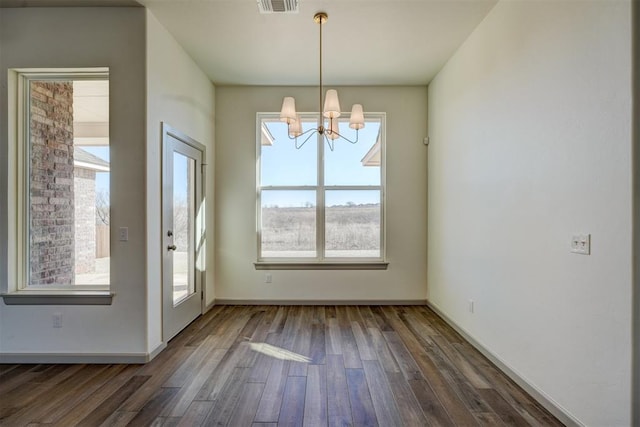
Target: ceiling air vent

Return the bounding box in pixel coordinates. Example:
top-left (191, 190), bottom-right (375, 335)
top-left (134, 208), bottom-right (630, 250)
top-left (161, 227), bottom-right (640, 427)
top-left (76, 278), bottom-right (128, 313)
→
top-left (257, 0), bottom-right (298, 14)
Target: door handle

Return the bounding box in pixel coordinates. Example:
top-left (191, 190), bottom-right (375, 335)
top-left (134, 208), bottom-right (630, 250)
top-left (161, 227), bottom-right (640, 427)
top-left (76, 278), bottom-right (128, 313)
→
top-left (167, 245), bottom-right (177, 251)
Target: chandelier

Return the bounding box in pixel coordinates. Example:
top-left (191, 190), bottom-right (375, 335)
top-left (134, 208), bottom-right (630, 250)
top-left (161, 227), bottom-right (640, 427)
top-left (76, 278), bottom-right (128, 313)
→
top-left (279, 12), bottom-right (365, 151)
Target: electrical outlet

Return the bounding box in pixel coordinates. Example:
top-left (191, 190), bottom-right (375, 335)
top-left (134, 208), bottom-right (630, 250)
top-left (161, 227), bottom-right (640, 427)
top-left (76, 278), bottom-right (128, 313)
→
top-left (52, 313), bottom-right (62, 328)
top-left (468, 300), bottom-right (474, 314)
top-left (265, 273), bottom-right (272, 284)
top-left (570, 234), bottom-right (590, 255)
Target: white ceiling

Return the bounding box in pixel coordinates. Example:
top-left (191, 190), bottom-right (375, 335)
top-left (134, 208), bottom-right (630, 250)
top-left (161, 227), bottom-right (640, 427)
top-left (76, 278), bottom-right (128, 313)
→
top-left (139, 0), bottom-right (497, 86)
top-left (0, 0), bottom-right (497, 86)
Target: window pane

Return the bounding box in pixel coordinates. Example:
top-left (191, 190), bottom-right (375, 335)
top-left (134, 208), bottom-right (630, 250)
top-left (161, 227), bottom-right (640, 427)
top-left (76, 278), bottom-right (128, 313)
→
top-left (324, 118), bottom-right (381, 186)
top-left (260, 118), bottom-right (317, 186)
top-left (325, 190), bottom-right (380, 258)
top-left (172, 152), bottom-right (196, 304)
top-left (29, 78), bottom-right (110, 286)
top-left (261, 190), bottom-right (316, 258)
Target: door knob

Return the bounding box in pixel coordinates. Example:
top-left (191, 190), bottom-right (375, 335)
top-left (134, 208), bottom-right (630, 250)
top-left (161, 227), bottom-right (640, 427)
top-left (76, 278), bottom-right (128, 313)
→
top-left (167, 245), bottom-right (177, 251)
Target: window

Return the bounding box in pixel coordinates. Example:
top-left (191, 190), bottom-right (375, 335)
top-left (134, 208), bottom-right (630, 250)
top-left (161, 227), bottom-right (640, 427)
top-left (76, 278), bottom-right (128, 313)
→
top-left (10, 69), bottom-right (110, 291)
top-left (257, 112), bottom-right (385, 265)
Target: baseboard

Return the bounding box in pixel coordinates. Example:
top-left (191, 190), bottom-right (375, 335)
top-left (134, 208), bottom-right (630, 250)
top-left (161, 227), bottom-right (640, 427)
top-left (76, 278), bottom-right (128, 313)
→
top-left (426, 301), bottom-right (582, 427)
top-left (214, 298), bottom-right (427, 306)
top-left (0, 343), bottom-right (167, 364)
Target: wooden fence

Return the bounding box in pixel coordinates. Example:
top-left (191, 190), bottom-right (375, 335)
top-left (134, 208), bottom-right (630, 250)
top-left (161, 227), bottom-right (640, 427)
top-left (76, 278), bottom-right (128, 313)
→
top-left (96, 225), bottom-right (110, 258)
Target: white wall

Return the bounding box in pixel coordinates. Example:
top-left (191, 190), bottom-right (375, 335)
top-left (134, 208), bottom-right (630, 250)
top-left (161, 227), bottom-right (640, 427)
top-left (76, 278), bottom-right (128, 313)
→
top-left (215, 86), bottom-right (427, 302)
top-left (146, 10), bottom-right (216, 350)
top-left (0, 8), bottom-right (148, 356)
top-left (427, 1), bottom-right (632, 425)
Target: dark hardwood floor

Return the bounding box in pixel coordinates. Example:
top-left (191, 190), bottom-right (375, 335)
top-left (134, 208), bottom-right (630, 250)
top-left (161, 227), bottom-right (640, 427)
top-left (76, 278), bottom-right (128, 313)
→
top-left (0, 305), bottom-right (563, 426)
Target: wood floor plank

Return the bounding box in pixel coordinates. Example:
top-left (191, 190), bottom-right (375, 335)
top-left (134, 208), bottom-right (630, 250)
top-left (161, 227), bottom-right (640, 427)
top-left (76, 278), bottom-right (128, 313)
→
top-left (430, 334), bottom-right (491, 389)
top-left (0, 306), bottom-right (563, 427)
top-left (325, 317), bottom-right (343, 356)
top-left (254, 358), bottom-right (291, 422)
top-left (99, 410), bottom-right (139, 427)
top-left (384, 370), bottom-right (431, 427)
top-left (326, 355), bottom-right (353, 427)
top-left (123, 345), bottom-right (196, 411)
top-left (2, 364), bottom-right (109, 426)
top-left (337, 307), bottom-right (363, 369)
top-left (452, 341), bottom-right (563, 426)
top-left (125, 387), bottom-right (179, 427)
top-left (175, 401), bottom-right (214, 427)
top-left (163, 334), bottom-right (220, 388)
top-left (227, 381), bottom-right (265, 426)
top-left (408, 379), bottom-right (455, 427)
top-left (201, 367), bottom-right (251, 426)
top-left (351, 321), bottom-right (377, 361)
top-left (382, 331), bottom-right (423, 381)
top-left (163, 348), bottom-right (226, 417)
top-left (309, 323), bottom-right (326, 365)
top-left (345, 368), bottom-right (378, 426)
top-left (304, 364), bottom-right (328, 427)
top-left (361, 360), bottom-right (403, 427)
top-left (50, 365), bottom-right (141, 426)
top-left (72, 374), bottom-right (151, 427)
top-left (248, 332), bottom-right (281, 383)
top-left (1, 364), bottom-right (86, 418)
top-left (477, 388), bottom-right (530, 426)
top-left (278, 376), bottom-right (306, 426)
top-left (368, 327), bottom-right (400, 374)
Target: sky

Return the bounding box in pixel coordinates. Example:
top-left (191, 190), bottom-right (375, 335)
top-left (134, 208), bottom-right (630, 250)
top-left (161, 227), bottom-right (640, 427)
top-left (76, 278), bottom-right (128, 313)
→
top-left (82, 146), bottom-right (110, 196)
top-left (82, 115), bottom-right (383, 207)
top-left (261, 116), bottom-right (382, 207)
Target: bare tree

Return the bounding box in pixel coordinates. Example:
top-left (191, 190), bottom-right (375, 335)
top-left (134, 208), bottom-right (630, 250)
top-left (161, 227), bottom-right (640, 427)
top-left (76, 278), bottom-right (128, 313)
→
top-left (96, 189), bottom-right (110, 225)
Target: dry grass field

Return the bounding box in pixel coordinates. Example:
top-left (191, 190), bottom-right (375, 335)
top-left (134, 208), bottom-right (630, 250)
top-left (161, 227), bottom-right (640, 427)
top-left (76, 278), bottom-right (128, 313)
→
top-left (261, 204), bottom-right (380, 256)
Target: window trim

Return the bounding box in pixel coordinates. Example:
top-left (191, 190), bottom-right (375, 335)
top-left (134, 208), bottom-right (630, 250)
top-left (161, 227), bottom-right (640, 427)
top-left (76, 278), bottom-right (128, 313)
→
top-left (3, 68), bottom-right (112, 303)
top-left (256, 112), bottom-right (387, 267)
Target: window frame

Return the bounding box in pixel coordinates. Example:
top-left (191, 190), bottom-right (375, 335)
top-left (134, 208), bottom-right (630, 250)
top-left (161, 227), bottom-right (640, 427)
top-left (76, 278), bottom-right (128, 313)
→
top-left (255, 112), bottom-right (387, 269)
top-left (3, 68), bottom-right (113, 303)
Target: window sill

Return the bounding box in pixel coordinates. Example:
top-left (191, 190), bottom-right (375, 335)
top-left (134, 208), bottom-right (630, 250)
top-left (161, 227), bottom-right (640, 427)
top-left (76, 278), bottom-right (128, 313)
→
top-left (1, 290), bottom-right (114, 305)
top-left (254, 262), bottom-right (389, 270)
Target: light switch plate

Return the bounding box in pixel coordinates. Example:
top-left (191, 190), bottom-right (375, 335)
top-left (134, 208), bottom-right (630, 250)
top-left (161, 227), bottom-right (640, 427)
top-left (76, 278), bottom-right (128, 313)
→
top-left (119, 227), bottom-right (129, 242)
top-left (570, 234), bottom-right (590, 255)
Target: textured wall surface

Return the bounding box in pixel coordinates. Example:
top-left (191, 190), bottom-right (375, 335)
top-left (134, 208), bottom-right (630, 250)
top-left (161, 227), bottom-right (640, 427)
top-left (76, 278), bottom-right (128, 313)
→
top-left (74, 167), bottom-right (96, 274)
top-left (29, 81), bottom-right (75, 285)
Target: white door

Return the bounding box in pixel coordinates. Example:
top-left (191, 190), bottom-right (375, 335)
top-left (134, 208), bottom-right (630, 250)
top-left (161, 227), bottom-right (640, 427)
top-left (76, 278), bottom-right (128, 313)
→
top-left (162, 124), bottom-right (205, 341)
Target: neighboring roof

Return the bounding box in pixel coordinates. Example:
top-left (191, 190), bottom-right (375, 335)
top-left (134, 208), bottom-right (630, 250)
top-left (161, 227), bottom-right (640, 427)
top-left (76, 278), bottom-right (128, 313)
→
top-left (361, 129), bottom-right (382, 167)
top-left (261, 123), bottom-right (275, 146)
top-left (74, 147), bottom-right (110, 172)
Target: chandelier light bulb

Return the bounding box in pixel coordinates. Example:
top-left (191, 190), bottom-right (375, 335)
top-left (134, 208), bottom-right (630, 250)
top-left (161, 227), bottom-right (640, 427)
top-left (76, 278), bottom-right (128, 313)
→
top-left (349, 104), bottom-right (365, 130)
top-left (323, 89), bottom-right (341, 119)
top-left (280, 97), bottom-right (297, 124)
top-left (289, 114), bottom-right (303, 137)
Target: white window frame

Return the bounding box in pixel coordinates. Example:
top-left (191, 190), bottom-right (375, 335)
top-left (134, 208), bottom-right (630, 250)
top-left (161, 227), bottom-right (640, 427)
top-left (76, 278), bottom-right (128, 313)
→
top-left (255, 112), bottom-right (388, 269)
top-left (3, 68), bottom-right (113, 303)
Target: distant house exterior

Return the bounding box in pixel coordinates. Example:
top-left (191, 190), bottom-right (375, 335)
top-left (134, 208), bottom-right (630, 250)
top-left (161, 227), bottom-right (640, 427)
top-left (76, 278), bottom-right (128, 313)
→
top-left (73, 146), bottom-right (109, 274)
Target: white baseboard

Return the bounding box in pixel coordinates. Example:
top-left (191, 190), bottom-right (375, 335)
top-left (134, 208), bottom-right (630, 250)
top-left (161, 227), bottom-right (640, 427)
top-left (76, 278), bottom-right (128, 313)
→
top-left (214, 298), bottom-right (428, 306)
top-left (426, 300), bottom-right (582, 427)
top-left (0, 342), bottom-right (167, 364)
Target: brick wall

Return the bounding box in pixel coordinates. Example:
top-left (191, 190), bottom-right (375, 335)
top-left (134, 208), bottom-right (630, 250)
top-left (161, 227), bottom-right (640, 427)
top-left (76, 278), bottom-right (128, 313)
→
top-left (29, 81), bottom-right (75, 285)
top-left (74, 167), bottom-right (96, 274)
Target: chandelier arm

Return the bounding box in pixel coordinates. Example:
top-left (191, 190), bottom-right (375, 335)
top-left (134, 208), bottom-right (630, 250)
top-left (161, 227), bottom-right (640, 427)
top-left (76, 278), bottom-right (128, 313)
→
top-left (291, 128), bottom-right (319, 149)
top-left (328, 129), bottom-right (359, 145)
top-left (286, 126), bottom-right (317, 141)
top-left (324, 133), bottom-right (335, 152)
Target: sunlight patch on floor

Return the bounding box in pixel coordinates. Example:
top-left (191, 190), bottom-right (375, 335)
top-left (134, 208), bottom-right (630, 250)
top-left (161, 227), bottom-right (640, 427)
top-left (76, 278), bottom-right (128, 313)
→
top-left (249, 342), bottom-right (311, 362)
